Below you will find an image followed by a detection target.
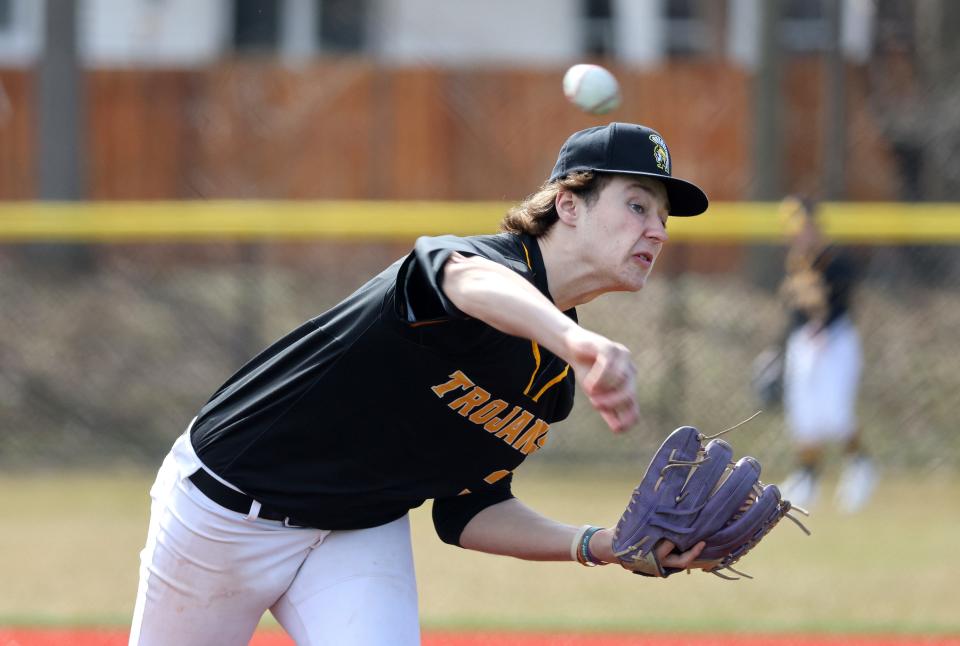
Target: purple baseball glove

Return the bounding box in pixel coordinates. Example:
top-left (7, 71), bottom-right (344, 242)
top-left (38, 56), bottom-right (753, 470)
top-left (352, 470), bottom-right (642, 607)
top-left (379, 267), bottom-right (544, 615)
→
top-left (612, 425), bottom-right (809, 579)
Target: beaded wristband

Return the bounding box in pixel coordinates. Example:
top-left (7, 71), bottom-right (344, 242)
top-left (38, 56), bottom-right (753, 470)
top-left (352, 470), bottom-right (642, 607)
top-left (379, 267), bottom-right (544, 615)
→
top-left (570, 525), bottom-right (591, 562)
top-left (576, 525), bottom-right (607, 567)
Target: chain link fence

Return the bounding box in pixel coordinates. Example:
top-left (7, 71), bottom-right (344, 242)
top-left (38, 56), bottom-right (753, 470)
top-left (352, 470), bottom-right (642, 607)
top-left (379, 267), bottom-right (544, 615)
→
top-left (1, 238), bottom-right (956, 476)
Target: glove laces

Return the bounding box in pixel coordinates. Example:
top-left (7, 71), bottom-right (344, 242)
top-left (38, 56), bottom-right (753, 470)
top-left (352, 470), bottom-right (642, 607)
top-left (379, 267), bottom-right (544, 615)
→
top-left (699, 410), bottom-right (763, 441)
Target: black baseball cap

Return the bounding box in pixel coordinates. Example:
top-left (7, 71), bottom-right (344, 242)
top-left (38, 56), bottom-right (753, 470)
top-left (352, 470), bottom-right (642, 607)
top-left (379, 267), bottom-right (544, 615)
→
top-left (549, 122), bottom-right (709, 216)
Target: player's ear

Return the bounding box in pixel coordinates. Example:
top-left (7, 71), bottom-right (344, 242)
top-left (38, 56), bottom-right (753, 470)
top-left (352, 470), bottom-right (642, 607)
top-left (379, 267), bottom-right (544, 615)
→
top-left (555, 189), bottom-right (579, 226)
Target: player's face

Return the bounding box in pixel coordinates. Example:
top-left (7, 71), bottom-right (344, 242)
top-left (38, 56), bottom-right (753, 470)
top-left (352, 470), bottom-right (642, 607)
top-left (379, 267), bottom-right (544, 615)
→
top-left (579, 175), bottom-right (670, 291)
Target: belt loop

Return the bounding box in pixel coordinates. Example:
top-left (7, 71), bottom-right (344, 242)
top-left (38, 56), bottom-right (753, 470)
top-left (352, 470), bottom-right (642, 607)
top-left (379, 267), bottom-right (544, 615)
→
top-left (245, 499), bottom-right (262, 521)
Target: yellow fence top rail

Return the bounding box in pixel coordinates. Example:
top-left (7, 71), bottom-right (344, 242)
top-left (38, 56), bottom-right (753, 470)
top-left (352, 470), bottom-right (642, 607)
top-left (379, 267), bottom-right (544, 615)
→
top-left (0, 200), bottom-right (958, 243)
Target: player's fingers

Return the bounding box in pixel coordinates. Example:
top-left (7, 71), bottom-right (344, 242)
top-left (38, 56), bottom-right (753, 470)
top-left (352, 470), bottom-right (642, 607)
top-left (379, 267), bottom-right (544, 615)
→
top-left (597, 399), bottom-right (639, 434)
top-left (660, 541), bottom-right (706, 570)
top-left (585, 365), bottom-right (636, 409)
top-left (618, 401), bottom-right (639, 429)
top-left (592, 365), bottom-right (633, 392)
top-left (599, 410), bottom-right (626, 434)
top-left (582, 344), bottom-right (634, 393)
top-left (582, 352), bottom-right (611, 392)
top-left (588, 379), bottom-right (639, 432)
top-left (586, 387), bottom-right (635, 410)
top-left (653, 539), bottom-right (677, 560)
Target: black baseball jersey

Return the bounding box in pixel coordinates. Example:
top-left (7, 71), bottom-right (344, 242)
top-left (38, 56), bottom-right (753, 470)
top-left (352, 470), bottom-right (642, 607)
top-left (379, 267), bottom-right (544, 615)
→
top-left (784, 244), bottom-right (857, 334)
top-left (190, 232), bottom-right (576, 542)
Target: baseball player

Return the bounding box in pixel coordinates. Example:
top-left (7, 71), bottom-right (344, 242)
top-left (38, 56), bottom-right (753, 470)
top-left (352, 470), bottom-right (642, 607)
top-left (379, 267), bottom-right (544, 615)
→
top-left (129, 123), bottom-right (710, 646)
top-left (778, 196), bottom-right (876, 513)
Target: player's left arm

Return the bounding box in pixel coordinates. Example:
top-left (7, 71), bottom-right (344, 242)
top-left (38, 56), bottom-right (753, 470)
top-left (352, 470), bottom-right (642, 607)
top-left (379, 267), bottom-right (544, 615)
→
top-left (458, 497), bottom-right (703, 568)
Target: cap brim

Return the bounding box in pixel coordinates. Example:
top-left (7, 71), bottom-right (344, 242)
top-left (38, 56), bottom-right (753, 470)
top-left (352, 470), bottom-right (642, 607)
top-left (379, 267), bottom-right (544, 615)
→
top-left (659, 175), bottom-right (709, 217)
top-left (591, 169), bottom-right (709, 217)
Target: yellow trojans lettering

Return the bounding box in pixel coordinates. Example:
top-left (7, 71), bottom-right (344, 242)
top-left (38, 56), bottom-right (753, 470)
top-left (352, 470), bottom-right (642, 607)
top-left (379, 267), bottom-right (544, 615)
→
top-left (431, 370), bottom-right (550, 456)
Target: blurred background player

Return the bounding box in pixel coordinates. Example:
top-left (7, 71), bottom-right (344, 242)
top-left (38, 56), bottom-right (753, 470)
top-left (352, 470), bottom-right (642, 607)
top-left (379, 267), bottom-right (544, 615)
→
top-left (777, 196), bottom-right (877, 513)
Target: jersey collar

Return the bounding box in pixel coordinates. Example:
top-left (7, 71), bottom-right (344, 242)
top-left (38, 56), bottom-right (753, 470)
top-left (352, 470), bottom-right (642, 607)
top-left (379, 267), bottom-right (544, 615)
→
top-left (520, 232), bottom-right (556, 306)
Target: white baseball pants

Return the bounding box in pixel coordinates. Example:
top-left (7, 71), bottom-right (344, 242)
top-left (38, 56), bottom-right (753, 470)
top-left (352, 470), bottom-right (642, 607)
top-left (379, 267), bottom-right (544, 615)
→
top-left (783, 315), bottom-right (862, 445)
top-left (129, 431), bottom-right (421, 646)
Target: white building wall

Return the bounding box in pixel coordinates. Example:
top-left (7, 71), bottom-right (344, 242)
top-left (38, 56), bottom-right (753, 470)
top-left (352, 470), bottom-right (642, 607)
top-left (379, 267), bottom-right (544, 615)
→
top-left (0, 0), bottom-right (44, 66)
top-left (727, 0), bottom-right (760, 68)
top-left (613, 0), bottom-right (665, 66)
top-left (727, 0), bottom-right (874, 69)
top-left (372, 0), bottom-right (581, 67)
top-left (81, 0), bottom-right (228, 67)
top-left (843, 0), bottom-right (875, 63)
top-left (281, 0), bottom-right (319, 63)
top-left (0, 0), bottom-right (877, 69)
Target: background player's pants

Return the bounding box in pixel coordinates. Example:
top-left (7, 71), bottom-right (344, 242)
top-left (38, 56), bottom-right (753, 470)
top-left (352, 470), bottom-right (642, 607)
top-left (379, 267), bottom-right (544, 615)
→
top-left (783, 315), bottom-right (862, 445)
top-left (129, 431), bottom-right (420, 646)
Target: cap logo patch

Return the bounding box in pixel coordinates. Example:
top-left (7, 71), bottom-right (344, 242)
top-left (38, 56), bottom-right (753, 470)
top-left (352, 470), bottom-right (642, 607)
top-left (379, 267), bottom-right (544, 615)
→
top-left (649, 134), bottom-right (670, 174)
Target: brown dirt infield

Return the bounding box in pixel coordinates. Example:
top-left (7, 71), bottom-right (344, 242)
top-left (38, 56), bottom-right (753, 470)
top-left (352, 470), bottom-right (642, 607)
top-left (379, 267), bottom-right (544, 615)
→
top-left (1, 630), bottom-right (958, 646)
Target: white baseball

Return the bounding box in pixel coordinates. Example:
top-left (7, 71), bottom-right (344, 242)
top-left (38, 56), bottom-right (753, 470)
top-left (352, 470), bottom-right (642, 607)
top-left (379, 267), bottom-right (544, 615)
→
top-left (562, 64), bottom-right (621, 115)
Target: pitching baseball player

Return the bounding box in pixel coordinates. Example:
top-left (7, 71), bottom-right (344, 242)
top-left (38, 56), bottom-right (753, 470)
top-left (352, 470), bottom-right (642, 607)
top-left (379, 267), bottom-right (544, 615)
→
top-left (130, 123), bottom-right (711, 646)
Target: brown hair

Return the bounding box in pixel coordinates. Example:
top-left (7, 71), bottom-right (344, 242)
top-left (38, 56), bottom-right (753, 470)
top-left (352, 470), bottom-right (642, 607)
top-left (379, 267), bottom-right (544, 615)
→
top-left (500, 171), bottom-right (612, 237)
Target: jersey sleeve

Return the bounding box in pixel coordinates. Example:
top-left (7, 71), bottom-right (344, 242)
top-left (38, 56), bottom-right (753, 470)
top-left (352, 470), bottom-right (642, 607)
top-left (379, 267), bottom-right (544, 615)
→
top-left (431, 475), bottom-right (515, 546)
top-left (822, 248), bottom-right (857, 327)
top-left (397, 235), bottom-right (519, 323)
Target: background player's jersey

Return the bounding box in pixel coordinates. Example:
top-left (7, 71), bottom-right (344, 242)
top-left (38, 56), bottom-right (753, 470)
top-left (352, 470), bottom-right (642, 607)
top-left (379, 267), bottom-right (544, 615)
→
top-left (190, 232), bottom-right (576, 535)
top-left (782, 244), bottom-right (857, 334)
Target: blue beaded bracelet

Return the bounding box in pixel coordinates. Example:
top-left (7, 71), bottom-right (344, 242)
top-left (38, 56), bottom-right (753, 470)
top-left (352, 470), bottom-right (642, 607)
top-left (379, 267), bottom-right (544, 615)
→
top-left (577, 526), bottom-right (606, 567)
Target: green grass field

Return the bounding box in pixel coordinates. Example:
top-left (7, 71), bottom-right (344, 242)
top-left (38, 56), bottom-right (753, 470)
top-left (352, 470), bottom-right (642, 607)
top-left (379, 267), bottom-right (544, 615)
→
top-left (1, 466), bottom-right (957, 636)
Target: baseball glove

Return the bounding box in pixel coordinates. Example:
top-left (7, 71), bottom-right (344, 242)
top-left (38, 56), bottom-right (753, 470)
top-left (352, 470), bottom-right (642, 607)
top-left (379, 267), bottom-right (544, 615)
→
top-left (612, 425), bottom-right (809, 579)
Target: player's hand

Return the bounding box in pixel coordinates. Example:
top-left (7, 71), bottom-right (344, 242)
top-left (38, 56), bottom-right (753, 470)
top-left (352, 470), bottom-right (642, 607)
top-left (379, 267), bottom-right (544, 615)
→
top-left (564, 328), bottom-right (638, 433)
top-left (592, 529), bottom-right (705, 575)
top-left (655, 539), bottom-right (706, 572)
